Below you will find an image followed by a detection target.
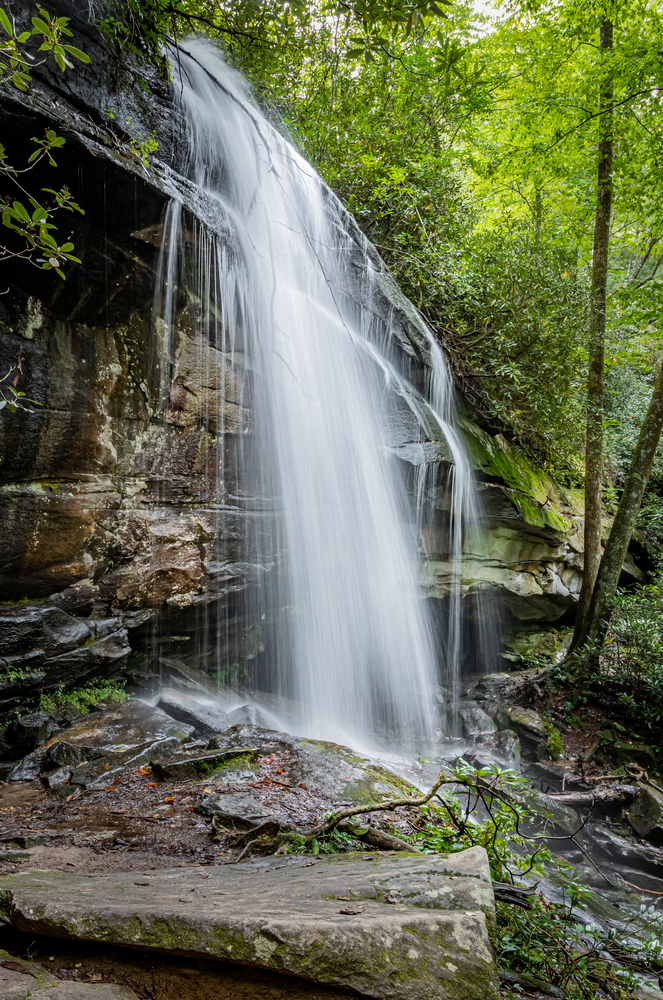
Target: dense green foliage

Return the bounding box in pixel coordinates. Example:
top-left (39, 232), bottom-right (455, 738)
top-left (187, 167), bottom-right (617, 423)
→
top-left (39, 679), bottom-right (128, 714)
top-left (592, 580), bottom-right (663, 731)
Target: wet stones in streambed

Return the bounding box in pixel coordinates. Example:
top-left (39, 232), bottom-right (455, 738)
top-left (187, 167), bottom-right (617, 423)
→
top-left (0, 848), bottom-right (499, 1000)
top-left (150, 724), bottom-right (419, 839)
top-left (593, 820), bottom-right (663, 872)
top-left (10, 700), bottom-right (194, 785)
top-left (227, 704), bottom-right (268, 727)
top-left (200, 724), bottom-right (415, 802)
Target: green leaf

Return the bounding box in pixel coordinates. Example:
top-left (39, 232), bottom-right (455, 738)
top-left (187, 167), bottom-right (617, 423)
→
top-left (0, 8), bottom-right (12, 36)
top-left (60, 242), bottom-right (74, 251)
top-left (54, 50), bottom-right (65, 71)
top-left (12, 200), bottom-right (30, 222)
top-left (62, 44), bottom-right (90, 63)
top-left (31, 16), bottom-right (50, 33)
top-left (11, 72), bottom-right (26, 89)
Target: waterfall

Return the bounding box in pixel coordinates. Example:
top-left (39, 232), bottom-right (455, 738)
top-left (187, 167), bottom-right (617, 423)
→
top-left (155, 40), bottom-right (479, 751)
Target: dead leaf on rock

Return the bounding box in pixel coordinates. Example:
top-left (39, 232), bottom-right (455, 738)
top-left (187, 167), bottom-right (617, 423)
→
top-left (0, 960), bottom-right (34, 976)
top-left (336, 906), bottom-right (365, 915)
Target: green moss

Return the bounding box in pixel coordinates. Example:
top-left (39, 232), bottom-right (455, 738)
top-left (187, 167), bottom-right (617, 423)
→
top-left (458, 419), bottom-right (569, 535)
top-left (542, 720), bottom-right (563, 760)
top-left (198, 751), bottom-right (259, 776)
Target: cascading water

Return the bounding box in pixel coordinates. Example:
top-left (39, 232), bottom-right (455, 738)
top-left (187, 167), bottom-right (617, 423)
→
top-left (155, 40), bottom-right (481, 751)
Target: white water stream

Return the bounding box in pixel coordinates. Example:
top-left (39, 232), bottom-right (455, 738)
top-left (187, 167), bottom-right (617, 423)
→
top-left (155, 42), bottom-right (480, 751)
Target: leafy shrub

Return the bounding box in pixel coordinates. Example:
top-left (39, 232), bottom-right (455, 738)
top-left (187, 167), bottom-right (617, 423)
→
top-left (39, 679), bottom-right (128, 715)
top-left (594, 582), bottom-right (663, 730)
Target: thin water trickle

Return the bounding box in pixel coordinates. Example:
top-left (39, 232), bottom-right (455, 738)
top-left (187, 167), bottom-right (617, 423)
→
top-left (153, 41), bottom-right (482, 752)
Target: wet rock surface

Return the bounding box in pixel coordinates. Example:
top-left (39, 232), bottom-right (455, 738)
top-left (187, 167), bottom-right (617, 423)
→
top-left (0, 848), bottom-right (498, 1000)
top-left (157, 689), bottom-right (229, 739)
top-left (9, 700), bottom-right (193, 784)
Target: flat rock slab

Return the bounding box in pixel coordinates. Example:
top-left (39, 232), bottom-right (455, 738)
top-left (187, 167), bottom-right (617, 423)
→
top-left (0, 848), bottom-right (499, 1000)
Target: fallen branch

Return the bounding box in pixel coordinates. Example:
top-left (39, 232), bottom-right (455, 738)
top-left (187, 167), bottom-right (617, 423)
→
top-left (546, 785), bottom-right (637, 807)
top-left (492, 880), bottom-right (538, 909)
top-left (309, 770), bottom-right (452, 838)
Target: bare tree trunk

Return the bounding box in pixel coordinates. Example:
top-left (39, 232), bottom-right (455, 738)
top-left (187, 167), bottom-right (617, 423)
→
top-left (573, 19), bottom-right (614, 648)
top-left (579, 360), bottom-right (663, 653)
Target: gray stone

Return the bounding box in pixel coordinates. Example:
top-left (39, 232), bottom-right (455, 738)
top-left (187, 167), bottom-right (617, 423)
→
top-left (43, 766), bottom-right (72, 788)
top-left (628, 783), bottom-right (663, 845)
top-left (0, 948), bottom-right (60, 998)
top-left (196, 789), bottom-right (279, 827)
top-left (203, 725), bottom-right (417, 810)
top-left (38, 986), bottom-right (139, 999)
top-left (496, 729), bottom-right (520, 763)
top-left (158, 688), bottom-right (229, 739)
top-left (458, 702), bottom-right (497, 739)
top-left (38, 700), bottom-right (193, 754)
top-left (0, 849), bottom-right (33, 862)
top-left (227, 704), bottom-right (268, 727)
top-left (496, 705), bottom-right (546, 745)
top-left (10, 712), bottom-right (57, 751)
top-left (0, 848), bottom-right (499, 1000)
top-left (48, 740), bottom-right (85, 767)
top-left (69, 736), bottom-right (184, 790)
top-left (0, 605), bottom-right (91, 660)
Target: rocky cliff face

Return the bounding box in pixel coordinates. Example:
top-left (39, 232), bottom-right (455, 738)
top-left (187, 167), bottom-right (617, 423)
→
top-left (422, 418), bottom-right (646, 626)
top-left (0, 2), bottom-right (647, 710)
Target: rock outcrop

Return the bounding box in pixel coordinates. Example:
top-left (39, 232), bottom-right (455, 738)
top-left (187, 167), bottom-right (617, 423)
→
top-left (422, 418), bottom-right (646, 624)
